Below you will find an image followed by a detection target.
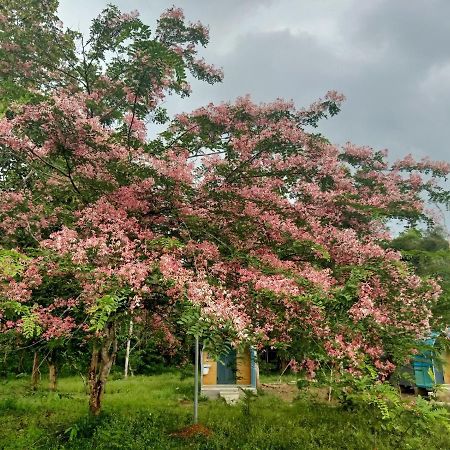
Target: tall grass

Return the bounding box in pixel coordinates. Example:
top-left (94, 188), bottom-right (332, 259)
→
top-left (0, 373), bottom-right (449, 449)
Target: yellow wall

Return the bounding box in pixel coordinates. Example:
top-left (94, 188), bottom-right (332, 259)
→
top-left (444, 350), bottom-right (450, 384)
top-left (202, 351), bottom-right (218, 386)
top-left (237, 349), bottom-right (251, 385)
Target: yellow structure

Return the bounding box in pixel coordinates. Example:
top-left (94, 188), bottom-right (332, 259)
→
top-left (201, 346), bottom-right (257, 399)
top-left (444, 350), bottom-right (450, 385)
top-left (437, 349), bottom-right (450, 402)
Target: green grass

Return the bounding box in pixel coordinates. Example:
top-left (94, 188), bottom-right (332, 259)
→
top-left (0, 373), bottom-right (449, 449)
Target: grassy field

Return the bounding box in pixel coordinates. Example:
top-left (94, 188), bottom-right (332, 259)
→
top-left (1, 371), bottom-right (449, 449)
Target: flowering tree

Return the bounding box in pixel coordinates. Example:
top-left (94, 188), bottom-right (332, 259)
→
top-left (0, 1), bottom-right (223, 413)
top-left (1, 1), bottom-right (450, 414)
top-left (152, 97), bottom-right (448, 378)
top-left (0, 248), bottom-right (85, 389)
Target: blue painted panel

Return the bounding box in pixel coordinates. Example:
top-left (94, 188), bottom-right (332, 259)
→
top-left (250, 348), bottom-right (256, 388)
top-left (435, 366), bottom-right (445, 384)
top-left (411, 355), bottom-right (446, 389)
top-left (217, 349), bottom-right (236, 384)
top-left (409, 332), bottom-right (448, 390)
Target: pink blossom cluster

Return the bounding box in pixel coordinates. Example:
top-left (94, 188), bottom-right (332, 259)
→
top-left (159, 7), bottom-right (184, 21)
top-left (393, 153), bottom-right (450, 174)
top-left (1, 19), bottom-right (447, 382)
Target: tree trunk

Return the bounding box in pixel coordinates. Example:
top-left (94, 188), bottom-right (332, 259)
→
top-left (88, 323), bottom-right (118, 416)
top-left (48, 362), bottom-right (57, 391)
top-left (18, 351), bottom-right (24, 374)
top-left (124, 318), bottom-right (134, 378)
top-left (31, 351), bottom-right (40, 390)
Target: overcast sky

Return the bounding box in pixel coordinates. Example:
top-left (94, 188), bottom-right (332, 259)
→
top-left (59, 0), bottom-right (450, 227)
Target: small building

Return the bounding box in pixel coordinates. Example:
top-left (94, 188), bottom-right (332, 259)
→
top-left (201, 346), bottom-right (258, 401)
top-left (400, 332), bottom-right (450, 401)
top-left (412, 352), bottom-right (445, 390)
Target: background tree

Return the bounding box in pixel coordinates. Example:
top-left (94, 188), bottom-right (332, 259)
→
top-left (391, 227), bottom-right (450, 328)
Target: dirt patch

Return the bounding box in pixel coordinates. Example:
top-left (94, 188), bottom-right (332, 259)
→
top-left (261, 382), bottom-right (299, 402)
top-left (170, 423), bottom-right (212, 439)
top-left (261, 383), bottom-right (337, 403)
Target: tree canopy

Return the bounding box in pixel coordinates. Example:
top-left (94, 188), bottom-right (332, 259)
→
top-left (391, 227), bottom-right (450, 328)
top-left (1, 0), bottom-right (450, 413)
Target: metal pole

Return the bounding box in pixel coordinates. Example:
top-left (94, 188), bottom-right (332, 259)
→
top-left (124, 318), bottom-right (133, 378)
top-left (194, 335), bottom-right (199, 424)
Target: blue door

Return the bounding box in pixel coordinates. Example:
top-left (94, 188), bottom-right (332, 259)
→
top-left (413, 359), bottom-right (434, 389)
top-left (217, 349), bottom-right (236, 384)
top-left (412, 353), bottom-right (444, 389)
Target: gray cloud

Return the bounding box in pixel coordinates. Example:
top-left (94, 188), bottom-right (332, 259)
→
top-left (59, 0), bottom-right (450, 225)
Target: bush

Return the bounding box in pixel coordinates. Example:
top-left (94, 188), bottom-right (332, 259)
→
top-left (335, 376), bottom-right (450, 448)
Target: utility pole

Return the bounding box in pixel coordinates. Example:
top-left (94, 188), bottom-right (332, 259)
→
top-left (194, 335), bottom-right (199, 424)
top-left (124, 317), bottom-right (133, 378)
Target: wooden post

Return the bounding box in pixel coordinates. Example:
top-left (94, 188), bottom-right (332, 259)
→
top-left (31, 351), bottom-right (40, 390)
top-left (48, 362), bottom-right (57, 391)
